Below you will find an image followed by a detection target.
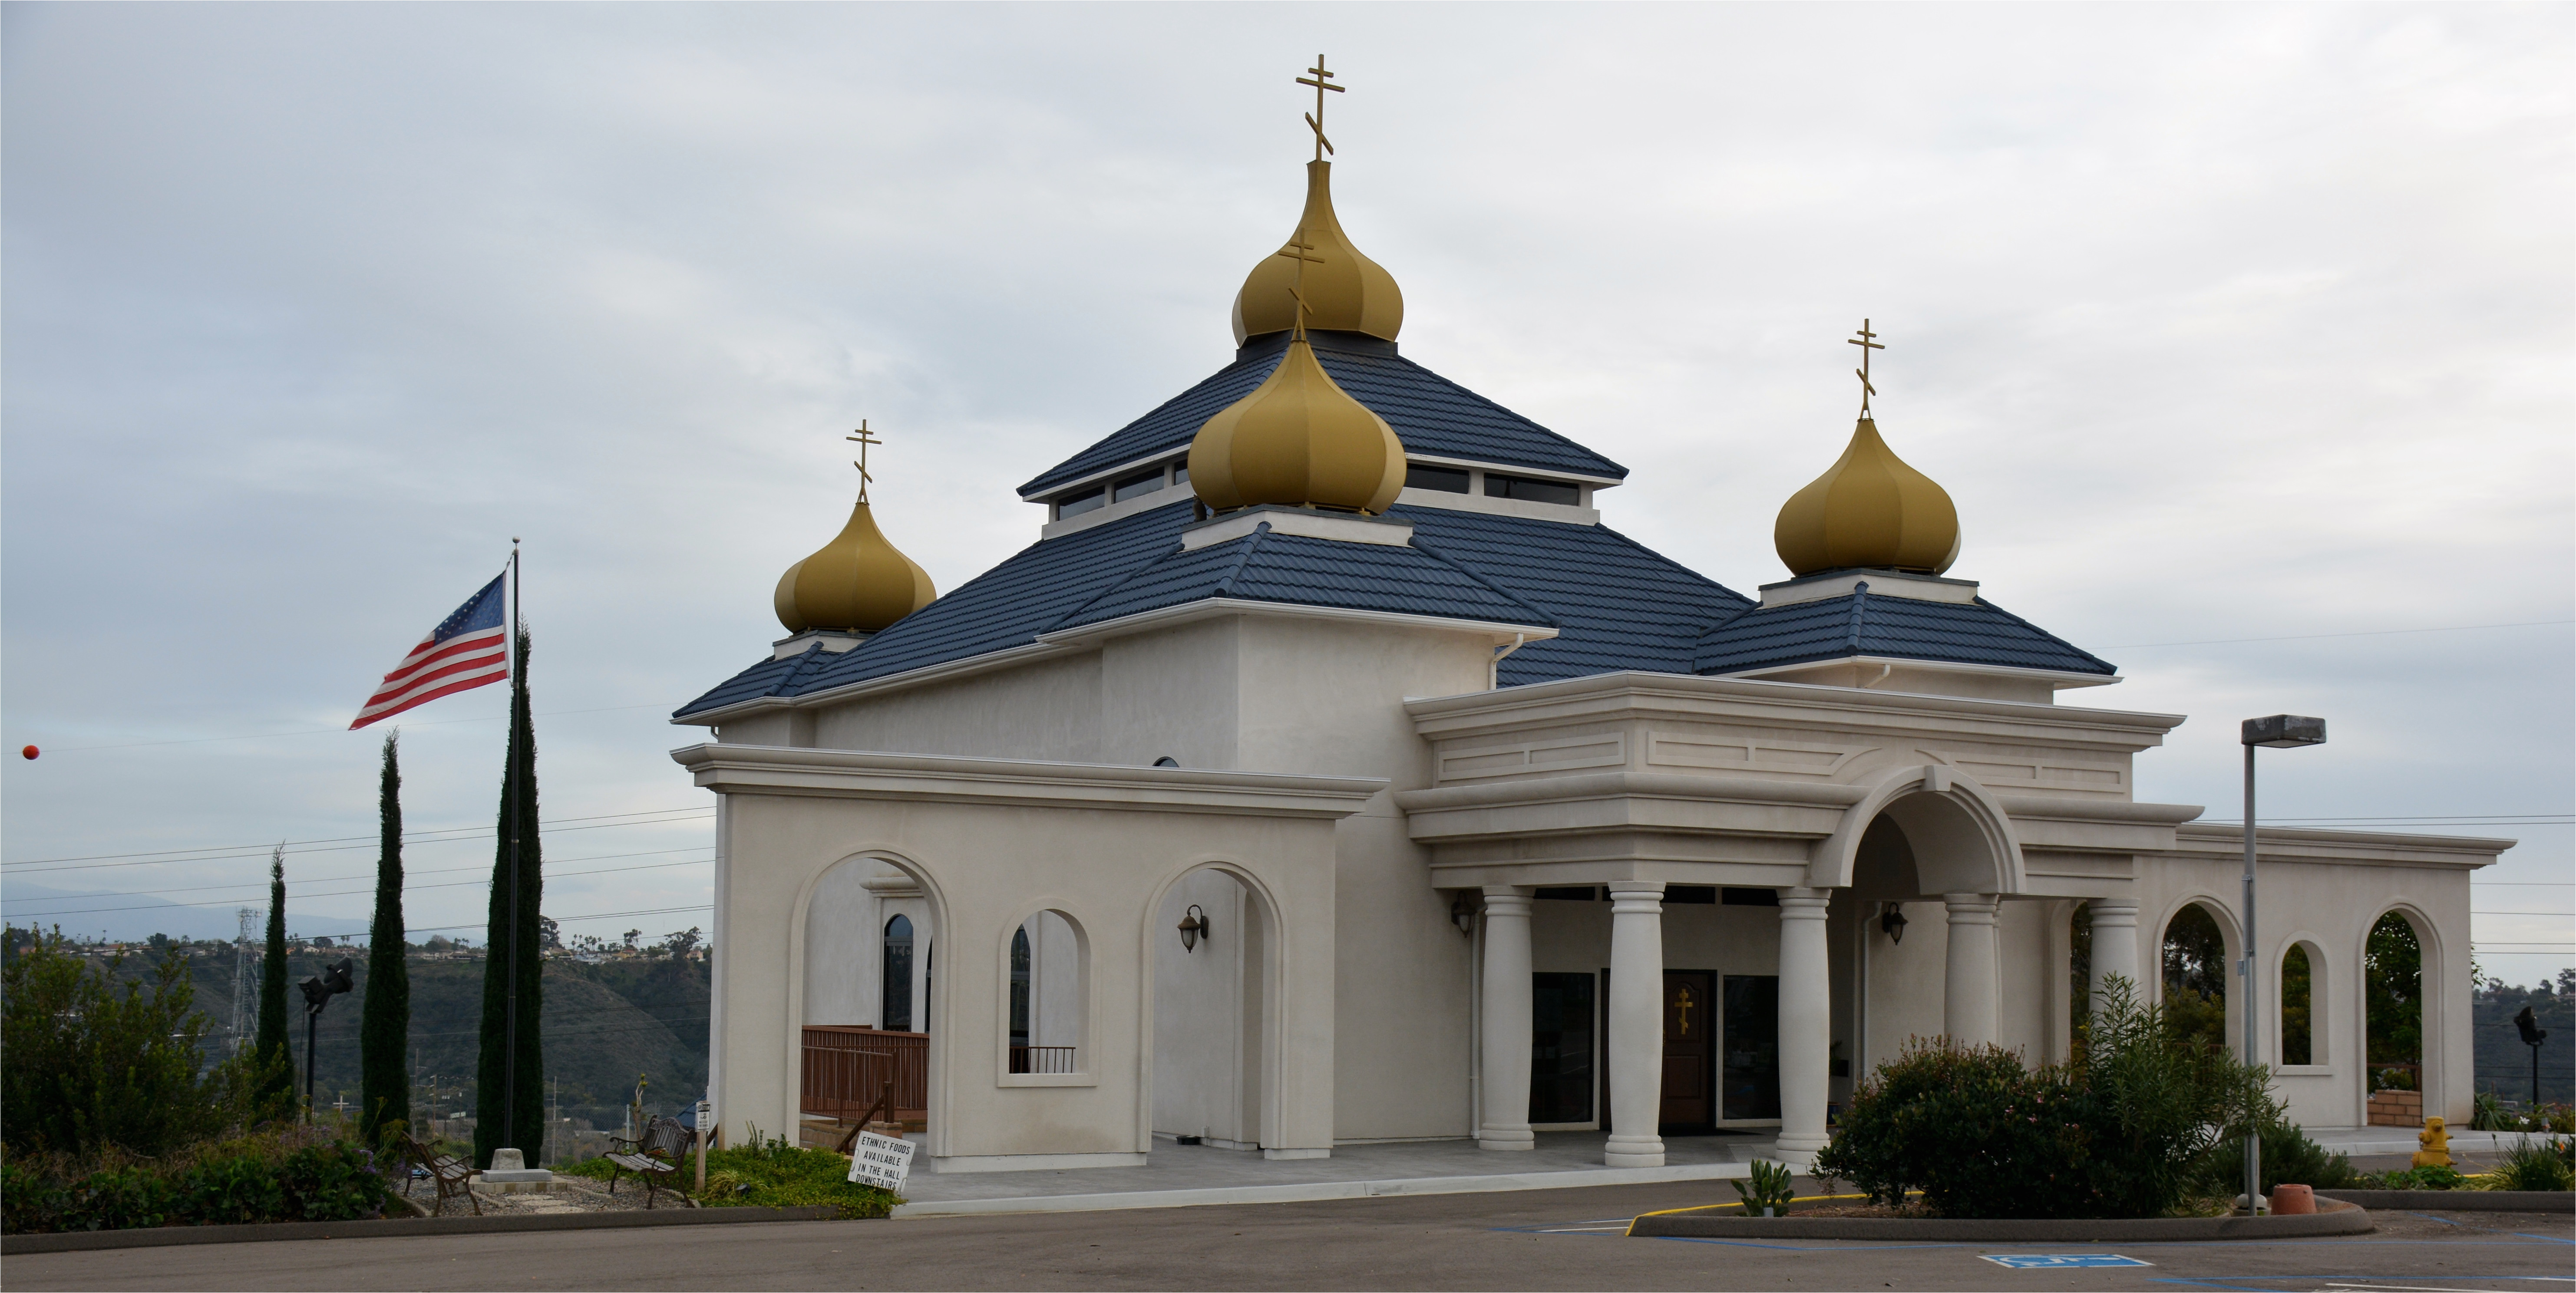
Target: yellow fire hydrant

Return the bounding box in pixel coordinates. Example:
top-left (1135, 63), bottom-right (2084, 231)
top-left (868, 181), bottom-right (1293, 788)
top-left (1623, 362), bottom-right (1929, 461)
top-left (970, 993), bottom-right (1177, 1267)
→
top-left (2411, 1115), bottom-right (2452, 1169)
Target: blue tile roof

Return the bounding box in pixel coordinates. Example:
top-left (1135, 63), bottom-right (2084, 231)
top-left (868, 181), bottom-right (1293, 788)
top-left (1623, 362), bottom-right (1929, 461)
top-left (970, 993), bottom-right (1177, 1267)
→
top-left (1015, 332), bottom-right (1629, 498)
top-left (1049, 522), bottom-right (1553, 633)
top-left (675, 497), bottom-right (1757, 718)
top-left (1690, 583), bottom-right (2117, 678)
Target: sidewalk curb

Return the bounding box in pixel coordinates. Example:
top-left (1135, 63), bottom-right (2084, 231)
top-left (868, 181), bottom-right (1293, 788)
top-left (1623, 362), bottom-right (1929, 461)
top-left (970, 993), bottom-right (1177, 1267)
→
top-left (890, 1160), bottom-right (1752, 1218)
top-left (0, 1205), bottom-right (845, 1255)
top-left (2318, 1189), bottom-right (2573, 1213)
top-left (1631, 1197), bottom-right (2372, 1240)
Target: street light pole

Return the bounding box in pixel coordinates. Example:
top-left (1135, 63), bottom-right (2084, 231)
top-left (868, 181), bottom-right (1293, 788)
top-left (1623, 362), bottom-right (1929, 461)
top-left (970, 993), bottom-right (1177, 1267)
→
top-left (2240, 714), bottom-right (2326, 1216)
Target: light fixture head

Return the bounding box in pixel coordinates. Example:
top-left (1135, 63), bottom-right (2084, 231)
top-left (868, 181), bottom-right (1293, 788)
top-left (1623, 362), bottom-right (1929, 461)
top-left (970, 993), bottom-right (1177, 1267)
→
top-left (1879, 904), bottom-right (1909, 945)
top-left (1178, 904), bottom-right (1209, 954)
top-left (2241, 714), bottom-right (2327, 749)
top-left (1450, 893), bottom-right (1476, 936)
top-left (2515, 1005), bottom-right (2548, 1047)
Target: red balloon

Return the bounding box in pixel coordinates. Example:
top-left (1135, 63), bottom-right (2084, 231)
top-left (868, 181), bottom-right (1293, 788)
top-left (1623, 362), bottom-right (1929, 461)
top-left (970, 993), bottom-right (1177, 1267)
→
top-left (20, 745), bottom-right (36, 760)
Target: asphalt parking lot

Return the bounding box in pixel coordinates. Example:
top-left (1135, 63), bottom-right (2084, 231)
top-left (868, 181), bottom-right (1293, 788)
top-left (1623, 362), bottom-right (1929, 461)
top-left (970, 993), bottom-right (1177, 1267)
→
top-left (8, 1178), bottom-right (2570, 1292)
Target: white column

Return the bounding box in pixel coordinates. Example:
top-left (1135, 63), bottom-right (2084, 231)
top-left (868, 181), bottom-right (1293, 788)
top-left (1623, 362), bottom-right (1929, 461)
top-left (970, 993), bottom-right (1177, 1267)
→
top-left (2088, 897), bottom-right (2142, 1012)
top-left (1604, 882), bottom-right (1666, 1168)
top-left (1478, 887), bottom-right (1536, 1151)
top-left (1943, 893), bottom-right (2000, 1046)
top-left (1775, 887), bottom-right (1833, 1168)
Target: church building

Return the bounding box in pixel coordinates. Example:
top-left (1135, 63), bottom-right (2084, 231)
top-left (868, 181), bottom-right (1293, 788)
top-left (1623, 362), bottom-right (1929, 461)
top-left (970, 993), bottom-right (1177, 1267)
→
top-left (673, 80), bottom-right (2507, 1175)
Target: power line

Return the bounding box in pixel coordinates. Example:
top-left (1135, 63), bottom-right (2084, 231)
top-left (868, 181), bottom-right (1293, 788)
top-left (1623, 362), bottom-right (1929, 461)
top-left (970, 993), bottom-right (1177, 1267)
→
top-left (1, 847), bottom-right (713, 905)
top-left (2105, 619), bottom-right (2573, 650)
top-left (32, 701), bottom-right (675, 755)
top-left (4, 807), bottom-right (712, 874)
top-left (0, 856), bottom-right (712, 919)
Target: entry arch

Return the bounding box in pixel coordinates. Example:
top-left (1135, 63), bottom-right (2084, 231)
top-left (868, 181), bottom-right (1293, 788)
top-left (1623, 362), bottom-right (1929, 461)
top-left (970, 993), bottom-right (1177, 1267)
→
top-left (1136, 858), bottom-right (1292, 1156)
top-left (787, 848), bottom-right (953, 1152)
top-left (1811, 763), bottom-right (2026, 896)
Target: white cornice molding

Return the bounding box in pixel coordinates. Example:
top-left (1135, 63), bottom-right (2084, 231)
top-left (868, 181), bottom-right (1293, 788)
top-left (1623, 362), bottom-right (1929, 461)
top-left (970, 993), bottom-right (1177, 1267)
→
top-left (1403, 452), bottom-right (1626, 488)
top-left (670, 743), bottom-right (1386, 818)
top-left (1757, 569), bottom-right (1981, 607)
top-left (2166, 821), bottom-right (2513, 866)
top-left (1183, 507), bottom-right (1413, 550)
top-left (672, 641), bottom-right (1064, 727)
top-left (1404, 670), bottom-right (2186, 749)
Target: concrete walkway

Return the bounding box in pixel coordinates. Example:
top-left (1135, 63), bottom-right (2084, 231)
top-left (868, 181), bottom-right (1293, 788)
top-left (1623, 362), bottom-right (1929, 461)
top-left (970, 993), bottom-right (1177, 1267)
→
top-left (889, 1131), bottom-right (1767, 1218)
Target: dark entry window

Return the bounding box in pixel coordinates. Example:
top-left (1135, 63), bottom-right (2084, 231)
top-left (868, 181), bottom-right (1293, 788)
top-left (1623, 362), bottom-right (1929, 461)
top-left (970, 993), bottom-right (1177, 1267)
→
top-left (1529, 972), bottom-right (1596, 1124)
top-left (1722, 975), bottom-right (1780, 1120)
top-left (1009, 927), bottom-right (1032, 1047)
top-left (882, 914), bottom-right (915, 1032)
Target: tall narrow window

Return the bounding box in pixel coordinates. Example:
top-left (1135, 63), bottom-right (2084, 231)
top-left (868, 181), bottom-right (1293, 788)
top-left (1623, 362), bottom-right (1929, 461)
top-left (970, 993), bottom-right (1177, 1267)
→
top-left (1009, 927), bottom-right (1032, 1049)
top-left (2281, 943), bottom-right (2313, 1065)
top-left (882, 914), bottom-right (915, 1032)
top-left (1528, 972), bottom-right (1596, 1124)
top-left (1722, 975), bottom-right (1781, 1120)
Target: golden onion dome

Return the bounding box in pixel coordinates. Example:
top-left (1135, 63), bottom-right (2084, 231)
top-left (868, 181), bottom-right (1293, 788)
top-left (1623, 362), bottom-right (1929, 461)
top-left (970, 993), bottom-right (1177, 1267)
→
top-left (1231, 161), bottom-right (1403, 345)
top-left (1189, 336), bottom-right (1406, 515)
top-left (774, 497), bottom-right (936, 634)
top-left (1773, 417), bottom-right (1962, 577)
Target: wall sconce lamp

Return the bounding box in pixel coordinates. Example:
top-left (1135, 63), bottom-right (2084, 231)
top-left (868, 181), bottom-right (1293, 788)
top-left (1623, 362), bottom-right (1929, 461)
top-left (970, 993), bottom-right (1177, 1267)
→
top-left (1177, 904), bottom-right (1209, 953)
top-left (1450, 893), bottom-right (1477, 936)
top-left (1879, 903), bottom-right (1909, 945)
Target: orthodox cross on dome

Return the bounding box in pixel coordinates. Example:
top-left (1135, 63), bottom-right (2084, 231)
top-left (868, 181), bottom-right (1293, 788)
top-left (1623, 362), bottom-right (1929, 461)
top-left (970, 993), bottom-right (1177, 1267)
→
top-left (1296, 55), bottom-right (1344, 162)
top-left (1276, 236), bottom-right (1326, 340)
top-left (1849, 319), bottom-right (1885, 417)
top-left (847, 419), bottom-right (880, 504)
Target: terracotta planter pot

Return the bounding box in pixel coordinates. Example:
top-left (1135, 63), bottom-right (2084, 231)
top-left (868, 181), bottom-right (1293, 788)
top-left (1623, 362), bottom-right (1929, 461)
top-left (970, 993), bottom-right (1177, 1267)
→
top-left (2269, 1184), bottom-right (2316, 1216)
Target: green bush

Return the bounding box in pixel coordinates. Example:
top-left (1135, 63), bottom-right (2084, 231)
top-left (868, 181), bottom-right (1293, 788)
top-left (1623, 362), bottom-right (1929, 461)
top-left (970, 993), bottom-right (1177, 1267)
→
top-left (2365, 1163), bottom-right (2466, 1190)
top-left (1816, 976), bottom-right (2279, 1219)
top-left (1, 1125), bottom-right (396, 1234)
top-left (559, 1127), bottom-right (900, 1219)
top-left (2193, 1123), bottom-right (2358, 1195)
top-left (2, 927), bottom-right (268, 1158)
top-left (1733, 1159), bottom-right (1795, 1212)
top-left (2487, 1136), bottom-right (2573, 1192)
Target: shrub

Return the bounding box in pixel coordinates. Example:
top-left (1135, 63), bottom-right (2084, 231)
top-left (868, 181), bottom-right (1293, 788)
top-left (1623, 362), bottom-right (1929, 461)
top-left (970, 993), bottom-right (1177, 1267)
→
top-left (1733, 1159), bottom-right (1795, 1213)
top-left (2193, 1122), bottom-right (2358, 1195)
top-left (0, 1125), bottom-right (396, 1234)
top-left (554, 1133), bottom-right (902, 1219)
top-left (2367, 1164), bottom-right (2466, 1190)
top-left (2487, 1136), bottom-right (2573, 1192)
top-left (1, 927), bottom-right (267, 1158)
top-left (1817, 976), bottom-right (2280, 1219)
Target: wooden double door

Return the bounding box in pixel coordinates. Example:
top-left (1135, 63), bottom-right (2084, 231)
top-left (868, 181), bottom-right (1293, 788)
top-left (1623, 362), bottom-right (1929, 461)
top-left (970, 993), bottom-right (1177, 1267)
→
top-left (1658, 970), bottom-right (1780, 1133)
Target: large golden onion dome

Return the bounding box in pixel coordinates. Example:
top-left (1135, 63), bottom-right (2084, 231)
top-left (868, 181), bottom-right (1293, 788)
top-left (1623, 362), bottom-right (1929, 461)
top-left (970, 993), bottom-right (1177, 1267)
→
top-left (1231, 161), bottom-right (1403, 345)
top-left (1773, 416), bottom-right (1962, 577)
top-left (1190, 335), bottom-right (1406, 515)
top-left (774, 496), bottom-right (936, 634)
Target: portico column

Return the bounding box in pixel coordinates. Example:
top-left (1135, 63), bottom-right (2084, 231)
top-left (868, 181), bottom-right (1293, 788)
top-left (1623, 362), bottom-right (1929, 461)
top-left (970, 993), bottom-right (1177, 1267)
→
top-left (1478, 886), bottom-right (1536, 1151)
top-left (2087, 898), bottom-right (2142, 1011)
top-left (1943, 893), bottom-right (2000, 1046)
top-left (1774, 887), bottom-right (1833, 1169)
top-left (1604, 882), bottom-right (1667, 1168)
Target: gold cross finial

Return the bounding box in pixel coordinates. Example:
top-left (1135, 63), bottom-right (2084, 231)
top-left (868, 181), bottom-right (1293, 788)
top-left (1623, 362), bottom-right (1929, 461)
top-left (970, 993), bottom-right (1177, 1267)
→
top-left (1275, 236), bottom-right (1327, 339)
top-left (846, 419), bottom-right (881, 504)
top-left (1848, 319), bottom-right (1885, 417)
top-left (1295, 55), bottom-right (1344, 162)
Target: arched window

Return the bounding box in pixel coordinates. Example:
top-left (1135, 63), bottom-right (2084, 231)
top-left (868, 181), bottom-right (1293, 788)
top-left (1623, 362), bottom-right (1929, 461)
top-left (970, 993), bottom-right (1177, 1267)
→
top-left (1004, 910), bottom-right (1087, 1079)
top-left (2365, 912), bottom-right (2421, 1091)
top-left (2281, 943), bottom-right (2314, 1065)
top-left (882, 914), bottom-right (915, 1032)
top-left (1010, 927), bottom-right (1033, 1049)
top-left (2162, 903), bottom-right (2228, 1051)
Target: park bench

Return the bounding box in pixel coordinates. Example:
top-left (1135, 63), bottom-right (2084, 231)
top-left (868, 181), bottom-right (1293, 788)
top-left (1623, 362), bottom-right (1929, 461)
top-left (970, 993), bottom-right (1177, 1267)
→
top-left (398, 1133), bottom-right (480, 1217)
top-left (604, 1114), bottom-right (693, 1208)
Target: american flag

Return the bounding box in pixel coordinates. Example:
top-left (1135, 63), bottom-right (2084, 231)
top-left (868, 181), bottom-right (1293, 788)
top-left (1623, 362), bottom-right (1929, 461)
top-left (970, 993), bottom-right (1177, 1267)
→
top-left (350, 574), bottom-right (511, 729)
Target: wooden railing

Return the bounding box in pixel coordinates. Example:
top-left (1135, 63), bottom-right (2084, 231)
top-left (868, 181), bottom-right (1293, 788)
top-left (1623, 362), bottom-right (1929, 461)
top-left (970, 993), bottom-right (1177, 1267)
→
top-left (1010, 1045), bottom-right (1078, 1075)
top-left (802, 1026), bottom-right (928, 1122)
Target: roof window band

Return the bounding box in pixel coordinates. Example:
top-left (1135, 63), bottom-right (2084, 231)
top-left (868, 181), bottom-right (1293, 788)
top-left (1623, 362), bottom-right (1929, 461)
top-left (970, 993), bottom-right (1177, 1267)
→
top-left (1406, 464), bottom-right (1470, 495)
top-left (1483, 473), bottom-right (1580, 506)
top-left (1056, 487), bottom-right (1106, 519)
top-left (1113, 470), bottom-right (1166, 503)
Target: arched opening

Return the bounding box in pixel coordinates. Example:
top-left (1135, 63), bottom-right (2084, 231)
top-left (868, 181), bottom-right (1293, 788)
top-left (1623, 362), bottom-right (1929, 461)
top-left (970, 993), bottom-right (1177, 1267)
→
top-left (2281, 941), bottom-right (2318, 1066)
top-left (2365, 911), bottom-right (2423, 1099)
top-left (1003, 910), bottom-right (1086, 1075)
top-left (1152, 866), bottom-right (1277, 1151)
top-left (2162, 903), bottom-right (2229, 1051)
top-left (798, 856), bottom-right (932, 1147)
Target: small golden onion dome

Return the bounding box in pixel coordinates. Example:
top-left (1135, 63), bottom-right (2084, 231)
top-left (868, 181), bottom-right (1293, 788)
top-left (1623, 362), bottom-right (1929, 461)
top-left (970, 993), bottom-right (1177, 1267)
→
top-left (773, 498), bottom-right (936, 634)
top-left (1773, 416), bottom-right (1962, 576)
top-left (1231, 161), bottom-right (1404, 345)
top-left (1189, 336), bottom-right (1406, 515)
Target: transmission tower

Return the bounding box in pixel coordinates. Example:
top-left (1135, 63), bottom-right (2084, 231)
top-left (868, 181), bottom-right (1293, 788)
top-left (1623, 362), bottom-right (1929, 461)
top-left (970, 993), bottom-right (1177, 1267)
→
top-left (229, 907), bottom-right (259, 1056)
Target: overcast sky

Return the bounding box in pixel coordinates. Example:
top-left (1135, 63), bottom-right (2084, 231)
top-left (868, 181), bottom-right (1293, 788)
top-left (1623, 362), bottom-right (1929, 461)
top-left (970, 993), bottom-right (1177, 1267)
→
top-left (5, 4), bottom-right (2569, 982)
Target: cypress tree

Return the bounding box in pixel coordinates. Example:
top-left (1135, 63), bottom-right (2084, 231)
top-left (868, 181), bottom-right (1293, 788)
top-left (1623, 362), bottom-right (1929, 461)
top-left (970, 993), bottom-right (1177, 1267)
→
top-left (253, 845), bottom-right (294, 1120)
top-left (473, 628), bottom-right (544, 1169)
top-left (360, 731), bottom-right (411, 1146)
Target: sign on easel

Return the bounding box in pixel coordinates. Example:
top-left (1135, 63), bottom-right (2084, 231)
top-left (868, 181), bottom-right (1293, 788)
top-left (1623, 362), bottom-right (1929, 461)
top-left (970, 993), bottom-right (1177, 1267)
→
top-left (847, 1130), bottom-right (916, 1192)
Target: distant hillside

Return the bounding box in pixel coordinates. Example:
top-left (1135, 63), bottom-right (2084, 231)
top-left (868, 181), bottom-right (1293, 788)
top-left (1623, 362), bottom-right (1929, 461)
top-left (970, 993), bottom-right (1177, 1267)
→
top-left (2475, 983), bottom-right (2573, 1106)
top-left (79, 941), bottom-right (709, 1132)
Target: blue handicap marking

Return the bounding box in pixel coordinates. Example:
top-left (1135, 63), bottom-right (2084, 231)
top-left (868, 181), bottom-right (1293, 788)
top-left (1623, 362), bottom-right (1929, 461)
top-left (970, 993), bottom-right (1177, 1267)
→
top-left (1979, 1254), bottom-right (2153, 1269)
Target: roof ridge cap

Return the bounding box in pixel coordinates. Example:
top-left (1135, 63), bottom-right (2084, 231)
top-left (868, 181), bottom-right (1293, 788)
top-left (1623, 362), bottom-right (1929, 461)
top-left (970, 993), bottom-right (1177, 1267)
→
top-left (1213, 522), bottom-right (1271, 599)
top-left (1847, 581), bottom-right (1870, 649)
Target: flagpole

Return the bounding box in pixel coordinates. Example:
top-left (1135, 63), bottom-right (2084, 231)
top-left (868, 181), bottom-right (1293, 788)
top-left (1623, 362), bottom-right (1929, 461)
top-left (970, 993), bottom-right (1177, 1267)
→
top-left (503, 538), bottom-right (522, 1150)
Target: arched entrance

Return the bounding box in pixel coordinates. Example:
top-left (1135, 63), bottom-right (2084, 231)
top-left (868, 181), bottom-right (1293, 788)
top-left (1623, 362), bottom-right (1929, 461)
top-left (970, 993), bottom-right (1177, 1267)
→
top-left (1149, 865), bottom-right (1281, 1152)
top-left (2161, 901), bottom-right (2231, 1052)
top-left (799, 856), bottom-right (934, 1146)
top-left (2363, 909), bottom-right (2427, 1124)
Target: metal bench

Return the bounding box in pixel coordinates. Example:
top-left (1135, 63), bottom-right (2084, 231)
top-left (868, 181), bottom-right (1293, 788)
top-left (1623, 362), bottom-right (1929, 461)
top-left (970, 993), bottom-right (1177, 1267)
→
top-left (604, 1114), bottom-right (693, 1208)
top-left (399, 1133), bottom-right (480, 1217)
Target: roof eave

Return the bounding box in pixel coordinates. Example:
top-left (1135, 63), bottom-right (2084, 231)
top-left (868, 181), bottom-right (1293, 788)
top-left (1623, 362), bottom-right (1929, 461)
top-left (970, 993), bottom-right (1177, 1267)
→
top-left (1708, 653), bottom-right (2123, 690)
top-left (1038, 596), bottom-right (1558, 652)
